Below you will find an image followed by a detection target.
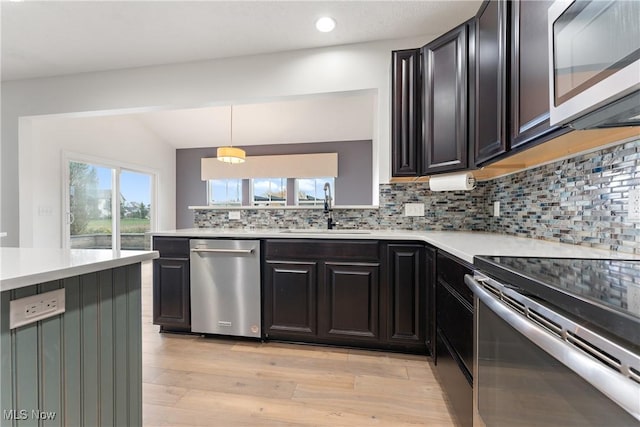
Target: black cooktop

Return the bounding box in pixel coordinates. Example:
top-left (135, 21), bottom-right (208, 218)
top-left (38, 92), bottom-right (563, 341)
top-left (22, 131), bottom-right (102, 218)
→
top-left (474, 256), bottom-right (640, 349)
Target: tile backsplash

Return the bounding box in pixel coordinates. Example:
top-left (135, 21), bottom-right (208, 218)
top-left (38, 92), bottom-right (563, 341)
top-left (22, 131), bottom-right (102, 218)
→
top-left (486, 139), bottom-right (640, 254)
top-left (194, 138), bottom-right (640, 254)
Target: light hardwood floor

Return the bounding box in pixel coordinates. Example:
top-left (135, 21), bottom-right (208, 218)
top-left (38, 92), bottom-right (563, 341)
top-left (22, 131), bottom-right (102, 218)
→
top-left (140, 261), bottom-right (456, 426)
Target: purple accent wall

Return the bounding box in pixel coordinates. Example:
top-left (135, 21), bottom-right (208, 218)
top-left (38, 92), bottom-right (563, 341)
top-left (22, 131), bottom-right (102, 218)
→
top-left (176, 140), bottom-right (373, 228)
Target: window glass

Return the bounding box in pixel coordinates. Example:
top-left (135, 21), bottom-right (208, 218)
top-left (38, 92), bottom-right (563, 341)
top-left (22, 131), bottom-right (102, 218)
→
top-left (208, 179), bottom-right (242, 205)
top-left (252, 178), bottom-right (287, 206)
top-left (297, 177), bottom-right (335, 206)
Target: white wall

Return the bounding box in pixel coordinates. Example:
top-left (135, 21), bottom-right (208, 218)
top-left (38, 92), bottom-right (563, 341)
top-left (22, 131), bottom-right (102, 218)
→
top-left (19, 115), bottom-right (175, 248)
top-left (1, 35), bottom-right (436, 247)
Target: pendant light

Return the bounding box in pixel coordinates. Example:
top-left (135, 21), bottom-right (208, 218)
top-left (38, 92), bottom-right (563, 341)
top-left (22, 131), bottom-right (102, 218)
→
top-left (217, 105), bottom-right (246, 164)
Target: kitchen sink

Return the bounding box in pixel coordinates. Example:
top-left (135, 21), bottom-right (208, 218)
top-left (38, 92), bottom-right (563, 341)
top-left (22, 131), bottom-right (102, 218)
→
top-left (279, 229), bottom-right (372, 234)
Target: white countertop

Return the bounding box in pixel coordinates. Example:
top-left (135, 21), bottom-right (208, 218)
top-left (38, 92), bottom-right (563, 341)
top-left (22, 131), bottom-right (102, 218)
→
top-left (152, 229), bottom-right (638, 264)
top-left (0, 248), bottom-right (158, 292)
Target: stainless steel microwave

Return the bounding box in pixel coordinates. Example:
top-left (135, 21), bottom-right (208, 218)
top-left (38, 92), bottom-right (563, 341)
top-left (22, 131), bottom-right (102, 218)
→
top-left (548, 0), bottom-right (640, 129)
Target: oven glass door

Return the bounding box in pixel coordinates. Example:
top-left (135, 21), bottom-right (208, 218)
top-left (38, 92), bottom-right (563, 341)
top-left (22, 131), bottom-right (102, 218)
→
top-left (551, 0), bottom-right (640, 107)
top-left (476, 299), bottom-right (638, 426)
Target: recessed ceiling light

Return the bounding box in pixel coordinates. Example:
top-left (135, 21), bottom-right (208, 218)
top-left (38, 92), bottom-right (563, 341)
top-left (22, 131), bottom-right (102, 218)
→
top-left (315, 17), bottom-right (336, 33)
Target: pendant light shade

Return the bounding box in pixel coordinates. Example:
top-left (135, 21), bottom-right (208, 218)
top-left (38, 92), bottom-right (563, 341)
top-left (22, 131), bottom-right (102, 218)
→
top-left (217, 105), bottom-right (246, 164)
top-left (216, 146), bottom-right (246, 163)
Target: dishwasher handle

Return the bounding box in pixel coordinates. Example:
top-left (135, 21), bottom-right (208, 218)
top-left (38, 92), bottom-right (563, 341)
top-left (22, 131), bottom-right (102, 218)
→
top-left (191, 248), bottom-right (254, 254)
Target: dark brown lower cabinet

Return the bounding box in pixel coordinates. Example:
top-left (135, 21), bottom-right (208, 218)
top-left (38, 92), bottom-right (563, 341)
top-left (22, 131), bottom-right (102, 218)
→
top-left (384, 244), bottom-right (427, 353)
top-left (263, 240), bottom-right (428, 353)
top-left (320, 262), bottom-right (380, 345)
top-left (435, 251), bottom-right (473, 427)
top-left (153, 258), bottom-right (191, 331)
top-left (264, 260), bottom-right (317, 339)
top-left (153, 237), bottom-right (191, 332)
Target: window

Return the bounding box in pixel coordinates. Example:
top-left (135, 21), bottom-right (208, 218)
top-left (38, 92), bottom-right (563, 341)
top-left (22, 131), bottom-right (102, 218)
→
top-left (65, 158), bottom-right (155, 251)
top-left (252, 178), bottom-right (287, 206)
top-left (297, 177), bottom-right (334, 206)
top-left (208, 179), bottom-right (242, 205)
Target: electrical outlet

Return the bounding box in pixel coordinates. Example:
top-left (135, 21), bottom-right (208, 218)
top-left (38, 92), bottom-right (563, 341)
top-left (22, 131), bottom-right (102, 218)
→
top-left (493, 201), bottom-right (500, 217)
top-left (10, 289), bottom-right (65, 329)
top-left (404, 203), bottom-right (425, 217)
top-left (228, 211), bottom-right (241, 220)
top-left (629, 189), bottom-right (640, 220)
top-left (628, 285), bottom-right (640, 314)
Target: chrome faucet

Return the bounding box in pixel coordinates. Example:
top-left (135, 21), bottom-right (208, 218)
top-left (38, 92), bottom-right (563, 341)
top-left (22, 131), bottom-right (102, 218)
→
top-left (323, 182), bottom-right (338, 229)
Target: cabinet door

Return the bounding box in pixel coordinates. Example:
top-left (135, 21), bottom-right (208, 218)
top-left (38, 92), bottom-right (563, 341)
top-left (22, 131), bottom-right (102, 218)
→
top-left (320, 262), bottom-right (380, 343)
top-left (153, 258), bottom-right (190, 329)
top-left (425, 246), bottom-right (437, 357)
top-left (392, 49), bottom-right (421, 177)
top-left (510, 0), bottom-right (568, 149)
top-left (385, 244), bottom-right (425, 349)
top-left (474, 0), bottom-right (508, 165)
top-left (422, 22), bottom-right (469, 174)
top-left (264, 260), bottom-right (317, 339)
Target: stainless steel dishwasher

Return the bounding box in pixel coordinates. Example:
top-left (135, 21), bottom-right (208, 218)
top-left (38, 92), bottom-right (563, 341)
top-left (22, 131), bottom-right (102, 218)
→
top-left (189, 239), bottom-right (261, 338)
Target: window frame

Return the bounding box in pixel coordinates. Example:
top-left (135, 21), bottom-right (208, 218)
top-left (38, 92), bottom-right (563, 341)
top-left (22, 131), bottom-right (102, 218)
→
top-left (250, 177), bottom-right (288, 206)
top-left (207, 178), bottom-right (243, 206)
top-left (295, 177), bottom-right (335, 207)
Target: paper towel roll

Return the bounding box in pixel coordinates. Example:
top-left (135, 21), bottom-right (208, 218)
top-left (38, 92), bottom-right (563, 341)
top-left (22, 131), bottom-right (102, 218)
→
top-left (429, 172), bottom-right (476, 192)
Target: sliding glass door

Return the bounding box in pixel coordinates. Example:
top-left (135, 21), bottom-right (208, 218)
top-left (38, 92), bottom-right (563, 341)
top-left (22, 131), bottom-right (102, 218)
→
top-left (66, 158), bottom-right (154, 250)
top-left (120, 169), bottom-right (152, 250)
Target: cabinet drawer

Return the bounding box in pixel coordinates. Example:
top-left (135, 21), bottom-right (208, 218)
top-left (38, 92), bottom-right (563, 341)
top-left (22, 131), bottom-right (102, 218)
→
top-left (153, 237), bottom-right (190, 258)
top-left (265, 240), bottom-right (379, 261)
top-left (437, 281), bottom-right (473, 376)
top-left (437, 252), bottom-right (473, 304)
top-left (435, 331), bottom-right (473, 427)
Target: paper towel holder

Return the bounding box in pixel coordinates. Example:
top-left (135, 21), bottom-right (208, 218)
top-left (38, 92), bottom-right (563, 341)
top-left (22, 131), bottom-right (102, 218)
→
top-left (428, 172), bottom-right (476, 192)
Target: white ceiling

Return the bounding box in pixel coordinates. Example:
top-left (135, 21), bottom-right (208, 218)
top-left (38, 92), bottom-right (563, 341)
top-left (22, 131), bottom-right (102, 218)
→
top-left (1, 0), bottom-right (481, 81)
top-left (131, 90), bottom-right (376, 148)
top-left (4, 0), bottom-right (481, 149)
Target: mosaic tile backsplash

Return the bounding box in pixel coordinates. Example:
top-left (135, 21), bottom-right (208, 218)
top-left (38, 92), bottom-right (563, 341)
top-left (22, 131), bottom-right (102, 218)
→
top-left (194, 138), bottom-right (640, 254)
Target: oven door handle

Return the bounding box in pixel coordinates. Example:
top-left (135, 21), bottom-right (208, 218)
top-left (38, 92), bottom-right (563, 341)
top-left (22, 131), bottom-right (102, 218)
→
top-left (465, 274), bottom-right (640, 422)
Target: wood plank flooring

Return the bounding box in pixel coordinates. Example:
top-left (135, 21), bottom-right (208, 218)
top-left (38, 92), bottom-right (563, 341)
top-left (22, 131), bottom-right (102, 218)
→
top-left (140, 261), bottom-right (456, 426)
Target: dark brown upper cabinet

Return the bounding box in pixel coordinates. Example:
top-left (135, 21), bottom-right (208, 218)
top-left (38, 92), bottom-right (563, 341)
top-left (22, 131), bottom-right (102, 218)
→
top-left (474, 0), bottom-right (509, 166)
top-left (421, 20), bottom-right (473, 174)
top-left (392, 49), bottom-right (421, 177)
top-left (510, 0), bottom-right (569, 150)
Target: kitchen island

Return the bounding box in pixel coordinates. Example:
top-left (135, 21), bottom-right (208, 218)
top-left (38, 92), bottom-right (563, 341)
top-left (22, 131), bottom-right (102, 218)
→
top-left (0, 248), bottom-right (157, 426)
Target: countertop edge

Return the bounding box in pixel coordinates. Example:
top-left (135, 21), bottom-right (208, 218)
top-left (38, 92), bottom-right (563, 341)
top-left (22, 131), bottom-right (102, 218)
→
top-left (1, 250), bottom-right (159, 292)
top-left (149, 230), bottom-right (638, 265)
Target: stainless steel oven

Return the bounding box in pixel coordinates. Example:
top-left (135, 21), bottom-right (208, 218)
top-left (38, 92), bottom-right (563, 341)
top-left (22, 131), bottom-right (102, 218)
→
top-left (548, 0), bottom-right (640, 129)
top-left (466, 272), bottom-right (640, 426)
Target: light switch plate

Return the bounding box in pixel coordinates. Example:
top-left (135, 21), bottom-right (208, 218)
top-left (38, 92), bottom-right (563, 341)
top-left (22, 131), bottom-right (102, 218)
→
top-left (38, 206), bottom-right (53, 216)
top-left (404, 203), bottom-right (425, 217)
top-left (228, 211), bottom-right (241, 220)
top-left (493, 201), bottom-right (500, 217)
top-left (10, 288), bottom-right (65, 330)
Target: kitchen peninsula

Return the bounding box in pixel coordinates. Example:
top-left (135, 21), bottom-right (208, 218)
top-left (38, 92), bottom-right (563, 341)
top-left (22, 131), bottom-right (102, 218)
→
top-left (0, 247), bottom-right (157, 426)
